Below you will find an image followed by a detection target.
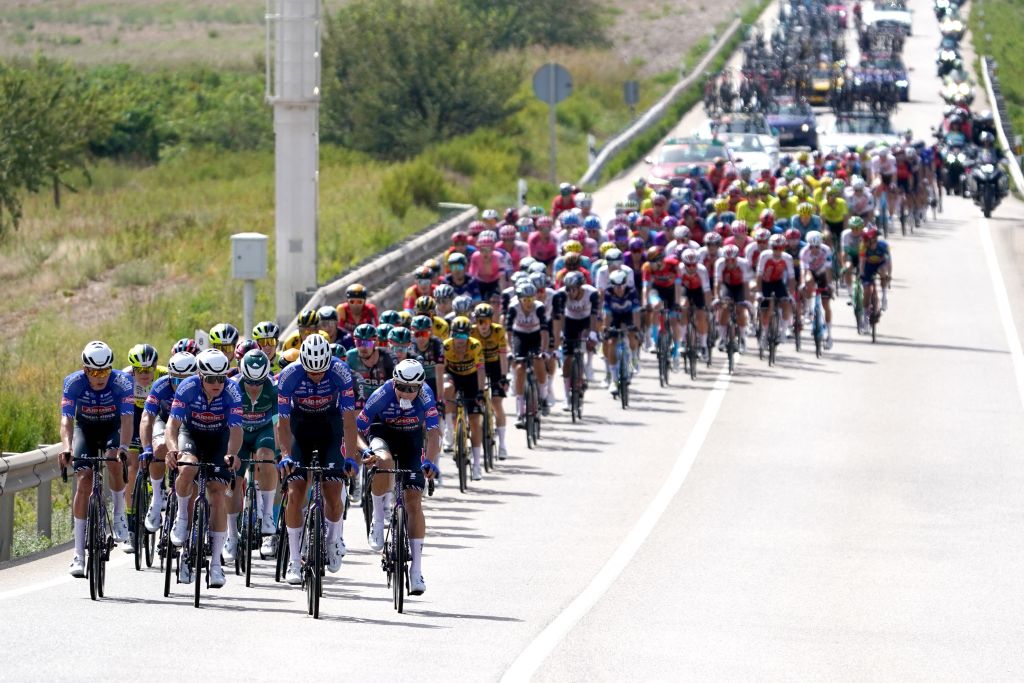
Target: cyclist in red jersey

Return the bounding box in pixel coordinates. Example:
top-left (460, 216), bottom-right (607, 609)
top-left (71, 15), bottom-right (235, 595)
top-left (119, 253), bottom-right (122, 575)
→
top-left (641, 246), bottom-right (683, 358)
top-left (551, 182), bottom-right (576, 217)
top-left (336, 283), bottom-right (380, 333)
top-left (402, 266), bottom-right (436, 313)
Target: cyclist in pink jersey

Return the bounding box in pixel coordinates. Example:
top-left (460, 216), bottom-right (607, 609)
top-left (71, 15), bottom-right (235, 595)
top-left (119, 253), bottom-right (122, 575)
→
top-left (469, 231), bottom-right (507, 303)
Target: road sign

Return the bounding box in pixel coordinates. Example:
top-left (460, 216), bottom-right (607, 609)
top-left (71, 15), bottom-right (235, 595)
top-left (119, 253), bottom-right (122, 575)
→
top-left (532, 63), bottom-right (573, 105)
top-left (623, 80), bottom-right (640, 106)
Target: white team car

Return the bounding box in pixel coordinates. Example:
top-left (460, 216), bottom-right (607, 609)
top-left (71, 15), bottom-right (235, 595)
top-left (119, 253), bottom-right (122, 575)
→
top-left (721, 133), bottom-right (779, 173)
top-left (863, 2), bottom-right (912, 36)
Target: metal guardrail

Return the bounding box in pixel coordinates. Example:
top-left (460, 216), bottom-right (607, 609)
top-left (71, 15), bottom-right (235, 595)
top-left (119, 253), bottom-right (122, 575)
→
top-left (577, 17), bottom-right (743, 187)
top-left (980, 56), bottom-right (1024, 195)
top-left (0, 445), bottom-right (64, 562)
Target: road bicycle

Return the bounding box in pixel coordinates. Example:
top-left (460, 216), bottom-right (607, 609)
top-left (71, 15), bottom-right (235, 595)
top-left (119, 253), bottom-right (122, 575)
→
top-left (297, 451), bottom-right (331, 619)
top-left (810, 289), bottom-right (827, 358)
top-left (759, 294), bottom-right (785, 367)
top-left (452, 388), bottom-right (470, 493)
top-left (654, 307), bottom-right (672, 387)
top-left (682, 305), bottom-right (699, 381)
top-left (522, 351), bottom-right (542, 449)
top-left (61, 449), bottom-right (127, 601)
top-left (568, 341), bottom-right (585, 422)
top-left (232, 456), bottom-right (277, 587)
top-left (481, 384), bottom-right (496, 473)
top-left (172, 460), bottom-right (220, 609)
top-left (612, 325), bottom-right (632, 409)
top-left (722, 298), bottom-right (741, 375)
top-left (370, 465), bottom-right (434, 614)
top-left (129, 453), bottom-right (161, 571)
top-left (160, 468), bottom-right (180, 598)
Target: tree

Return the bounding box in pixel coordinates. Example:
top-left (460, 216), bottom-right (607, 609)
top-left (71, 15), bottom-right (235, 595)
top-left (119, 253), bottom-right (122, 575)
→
top-left (321, 0), bottom-right (522, 158)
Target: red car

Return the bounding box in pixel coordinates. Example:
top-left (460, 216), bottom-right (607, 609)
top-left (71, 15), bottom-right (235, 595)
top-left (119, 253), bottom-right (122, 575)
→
top-left (643, 138), bottom-right (724, 191)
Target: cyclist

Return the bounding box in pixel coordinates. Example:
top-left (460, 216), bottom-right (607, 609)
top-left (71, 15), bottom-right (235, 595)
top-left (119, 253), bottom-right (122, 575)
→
top-left (679, 248), bottom-right (711, 359)
top-left (317, 306), bottom-right (348, 348)
top-left (641, 246), bottom-right (682, 364)
top-left (470, 303), bottom-right (510, 459)
top-left (791, 202), bottom-right (822, 239)
top-left (277, 335), bottom-right (360, 584)
top-left (282, 309), bottom-right (320, 351)
top-left (505, 282), bottom-right (550, 428)
top-left (840, 216), bottom-right (866, 292)
top-left (744, 228), bottom-right (771, 271)
top-left (844, 176), bottom-right (875, 222)
top-left (121, 343), bottom-right (165, 553)
top-left (58, 341), bottom-right (135, 577)
top-left (602, 269), bottom-right (641, 395)
top-left (403, 266), bottom-right (436, 312)
top-left (444, 252), bottom-right (482, 302)
top-left (554, 272), bottom-right (601, 406)
top-left (252, 320), bottom-right (283, 373)
top-left (209, 323), bottom-right (240, 368)
top-left (433, 284), bottom-right (456, 324)
top-left (756, 234), bottom-right (796, 345)
top-left (714, 245), bottom-right (753, 353)
top-left (528, 216), bottom-right (559, 269)
top-left (441, 317), bottom-right (486, 480)
top-left (551, 182), bottom-right (577, 217)
top-left (414, 295), bottom-right (449, 340)
top-left (859, 227), bottom-right (892, 313)
top-left (818, 185), bottom-right (848, 250)
top-left (800, 226), bottom-right (835, 323)
top-left (469, 231), bottom-right (507, 304)
top-left (410, 315), bottom-right (446, 400)
top-left (347, 324), bottom-right (396, 410)
top-left (358, 359), bottom-right (441, 596)
top-left (389, 327), bottom-right (414, 362)
top-left (232, 350), bottom-right (280, 559)
top-left (337, 284), bottom-right (380, 333)
top-left (165, 349), bottom-right (243, 588)
top-left (593, 248), bottom-right (635, 295)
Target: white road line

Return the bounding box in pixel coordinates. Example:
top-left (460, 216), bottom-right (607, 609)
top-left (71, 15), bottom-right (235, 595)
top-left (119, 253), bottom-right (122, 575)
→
top-left (978, 217), bottom-right (1024, 411)
top-left (0, 551), bottom-right (132, 602)
top-left (502, 368), bottom-right (732, 682)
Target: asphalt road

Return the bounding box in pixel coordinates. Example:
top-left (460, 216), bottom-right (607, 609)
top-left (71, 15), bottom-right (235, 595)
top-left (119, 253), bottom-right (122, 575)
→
top-left (4, 0), bottom-right (1024, 680)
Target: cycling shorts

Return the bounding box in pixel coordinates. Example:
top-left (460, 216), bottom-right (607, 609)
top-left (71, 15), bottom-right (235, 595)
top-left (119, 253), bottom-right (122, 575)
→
top-left (367, 428), bottom-right (426, 492)
top-left (760, 280), bottom-right (790, 309)
top-left (723, 283), bottom-right (747, 303)
top-left (286, 413), bottom-right (345, 483)
top-left (896, 176), bottom-right (912, 195)
top-left (72, 421), bottom-right (121, 472)
top-left (684, 287), bottom-right (707, 311)
top-left (561, 317), bottom-right (592, 355)
top-left (447, 372), bottom-right (483, 415)
top-left (237, 423), bottom-right (277, 478)
top-left (604, 312), bottom-right (635, 338)
top-left (485, 360), bottom-right (507, 398)
top-left (130, 405), bottom-right (144, 448)
top-left (880, 172), bottom-right (893, 186)
top-left (478, 280), bottom-right (501, 302)
top-left (178, 425), bottom-right (232, 485)
top-left (811, 272), bottom-right (833, 299)
top-left (860, 264), bottom-right (885, 285)
top-left (152, 415), bottom-right (167, 446)
top-left (512, 331), bottom-right (542, 360)
top-left (649, 285), bottom-right (679, 311)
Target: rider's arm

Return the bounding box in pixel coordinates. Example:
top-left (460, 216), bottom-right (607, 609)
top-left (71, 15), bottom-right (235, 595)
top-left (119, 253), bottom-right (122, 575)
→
top-left (226, 425), bottom-right (243, 462)
top-left (139, 411), bottom-right (155, 452)
top-left (60, 414), bottom-right (74, 453)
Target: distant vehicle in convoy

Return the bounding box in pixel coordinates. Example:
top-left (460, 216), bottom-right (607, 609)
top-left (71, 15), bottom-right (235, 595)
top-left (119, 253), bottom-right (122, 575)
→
top-left (818, 112), bottom-right (900, 152)
top-left (643, 138), bottom-right (726, 190)
top-left (808, 65), bottom-right (841, 106)
top-left (693, 112), bottom-right (774, 140)
top-left (827, 2), bottom-right (849, 28)
top-left (864, 1), bottom-right (912, 36)
top-left (766, 98), bottom-right (819, 149)
top-left (721, 133), bottom-right (779, 172)
top-left (859, 53), bottom-right (909, 102)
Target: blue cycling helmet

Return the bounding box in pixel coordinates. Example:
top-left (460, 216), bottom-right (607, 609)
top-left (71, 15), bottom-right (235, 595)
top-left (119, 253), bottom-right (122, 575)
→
top-left (583, 215), bottom-right (602, 230)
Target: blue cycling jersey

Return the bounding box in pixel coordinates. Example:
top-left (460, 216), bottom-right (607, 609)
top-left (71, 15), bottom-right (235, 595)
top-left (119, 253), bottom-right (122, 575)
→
top-left (603, 286), bottom-right (641, 316)
top-left (277, 357), bottom-right (356, 419)
top-left (169, 375), bottom-right (243, 433)
top-left (143, 374), bottom-right (177, 421)
top-left (356, 380), bottom-right (440, 434)
top-left (61, 369), bottom-right (135, 424)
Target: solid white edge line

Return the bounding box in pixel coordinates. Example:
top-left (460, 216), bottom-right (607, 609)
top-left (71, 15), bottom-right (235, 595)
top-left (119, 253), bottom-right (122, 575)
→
top-left (0, 548), bottom-right (132, 602)
top-left (977, 217), bottom-right (1024, 411)
top-left (502, 368), bottom-right (732, 682)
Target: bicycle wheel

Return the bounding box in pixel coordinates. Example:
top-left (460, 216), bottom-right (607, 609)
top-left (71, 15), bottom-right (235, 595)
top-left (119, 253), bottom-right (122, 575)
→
top-left (361, 472), bottom-right (373, 538)
top-left (132, 472), bottom-right (147, 572)
top-left (768, 310), bottom-right (779, 367)
top-left (727, 321), bottom-right (736, 375)
top-left (87, 495), bottom-right (101, 601)
top-left (275, 510), bottom-right (289, 584)
top-left (162, 494), bottom-right (177, 597)
top-left (525, 378), bottom-right (537, 450)
top-left (687, 322), bottom-right (698, 381)
top-left (482, 405), bottom-right (494, 473)
top-left (814, 306), bottom-right (823, 358)
top-left (244, 485), bottom-right (257, 587)
top-left (393, 509), bottom-right (407, 614)
top-left (617, 352), bottom-right (629, 409)
top-left (456, 414), bottom-right (468, 493)
top-left (899, 202), bottom-right (907, 236)
top-left (657, 328), bottom-right (671, 387)
top-left (307, 505), bottom-right (323, 619)
top-left (570, 354), bottom-right (581, 423)
top-left (192, 499), bottom-right (206, 609)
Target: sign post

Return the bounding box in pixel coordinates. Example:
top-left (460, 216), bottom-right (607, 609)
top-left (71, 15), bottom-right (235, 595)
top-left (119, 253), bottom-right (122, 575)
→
top-left (624, 80), bottom-right (640, 119)
top-left (532, 63), bottom-right (573, 184)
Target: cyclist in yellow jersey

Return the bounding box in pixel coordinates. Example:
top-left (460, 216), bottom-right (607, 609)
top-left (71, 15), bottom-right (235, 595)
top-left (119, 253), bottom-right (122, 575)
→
top-left (811, 175), bottom-right (833, 204)
top-left (818, 185), bottom-right (848, 250)
top-left (770, 186), bottom-right (798, 220)
top-left (122, 343), bottom-right (166, 554)
top-left (470, 303), bottom-right (510, 459)
top-left (735, 185), bottom-right (767, 226)
top-left (281, 308), bottom-right (320, 351)
top-left (252, 320), bottom-right (283, 373)
top-left (441, 317), bottom-right (486, 480)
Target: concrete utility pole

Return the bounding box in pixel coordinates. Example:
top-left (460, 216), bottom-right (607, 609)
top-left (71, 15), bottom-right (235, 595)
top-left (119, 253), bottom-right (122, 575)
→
top-left (265, 0), bottom-right (321, 326)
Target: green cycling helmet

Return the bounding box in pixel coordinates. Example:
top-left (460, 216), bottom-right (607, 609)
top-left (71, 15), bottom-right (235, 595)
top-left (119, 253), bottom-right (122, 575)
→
top-left (354, 323), bottom-right (378, 341)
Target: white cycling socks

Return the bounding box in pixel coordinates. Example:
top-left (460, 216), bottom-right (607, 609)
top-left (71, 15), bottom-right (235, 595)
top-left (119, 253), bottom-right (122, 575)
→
top-left (210, 531), bottom-right (226, 569)
top-left (516, 394), bottom-right (525, 416)
top-left (718, 324), bottom-right (727, 341)
top-left (226, 514), bottom-right (237, 540)
top-left (372, 494), bottom-right (387, 526)
top-left (150, 477), bottom-right (163, 505)
top-left (259, 491), bottom-right (276, 520)
top-left (497, 426), bottom-right (506, 449)
top-left (287, 526), bottom-right (303, 565)
top-left (112, 489), bottom-right (126, 516)
top-left (74, 517), bottom-right (87, 558)
top-left (327, 519), bottom-right (342, 544)
top-left (176, 495), bottom-right (190, 522)
top-left (471, 447), bottom-right (481, 469)
top-left (410, 538), bottom-right (424, 577)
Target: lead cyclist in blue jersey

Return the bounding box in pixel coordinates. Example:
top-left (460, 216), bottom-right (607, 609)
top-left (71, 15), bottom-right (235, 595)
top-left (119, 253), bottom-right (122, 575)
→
top-left (58, 341), bottom-right (136, 578)
top-left (165, 348), bottom-right (243, 589)
top-left (357, 359), bottom-right (441, 596)
top-left (276, 334), bottom-right (361, 585)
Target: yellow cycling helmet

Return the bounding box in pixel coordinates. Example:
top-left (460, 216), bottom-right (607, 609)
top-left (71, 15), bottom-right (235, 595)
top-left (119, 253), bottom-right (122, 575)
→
top-left (599, 241), bottom-right (616, 257)
top-left (563, 239), bottom-right (583, 255)
top-left (776, 185), bottom-right (790, 198)
top-left (797, 202), bottom-right (815, 216)
top-left (793, 183), bottom-right (809, 198)
top-left (713, 197), bottom-right (729, 213)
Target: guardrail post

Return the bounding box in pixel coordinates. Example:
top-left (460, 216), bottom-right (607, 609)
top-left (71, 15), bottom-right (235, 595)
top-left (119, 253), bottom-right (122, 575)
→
top-left (37, 478), bottom-right (52, 540)
top-left (0, 493), bottom-right (14, 562)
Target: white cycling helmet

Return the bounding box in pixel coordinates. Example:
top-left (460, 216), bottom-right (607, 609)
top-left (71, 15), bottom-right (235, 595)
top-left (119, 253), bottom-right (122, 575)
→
top-left (393, 358), bottom-right (426, 386)
top-left (167, 352), bottom-right (198, 378)
top-left (82, 341), bottom-right (114, 370)
top-left (196, 349), bottom-right (230, 376)
top-left (681, 248), bottom-right (699, 265)
top-left (806, 230), bottom-right (824, 247)
top-left (609, 270), bottom-right (629, 287)
top-left (851, 177), bottom-right (866, 190)
top-left (299, 334), bottom-right (332, 373)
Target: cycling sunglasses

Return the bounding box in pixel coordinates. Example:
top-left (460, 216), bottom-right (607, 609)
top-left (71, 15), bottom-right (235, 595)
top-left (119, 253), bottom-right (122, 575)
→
top-left (395, 382), bottom-right (420, 394)
top-left (391, 344), bottom-right (412, 354)
top-left (257, 338), bottom-right (278, 348)
top-left (355, 339), bottom-right (376, 349)
top-left (85, 368), bottom-right (111, 378)
top-left (203, 375), bottom-right (227, 385)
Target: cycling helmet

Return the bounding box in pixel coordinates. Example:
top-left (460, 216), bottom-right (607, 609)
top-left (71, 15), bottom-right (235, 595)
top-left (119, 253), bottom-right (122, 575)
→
top-left (414, 266), bottom-right (433, 281)
top-left (848, 216), bottom-right (865, 229)
top-left (234, 339), bottom-right (259, 360)
top-left (672, 226), bottom-right (691, 242)
top-left (519, 256), bottom-right (537, 272)
top-left (127, 343), bottom-right (158, 369)
top-left (979, 131), bottom-right (994, 145)
top-left (776, 185), bottom-right (789, 198)
top-left (172, 338), bottom-right (199, 356)
top-left (423, 258), bottom-right (441, 278)
top-left (210, 323), bottom-right (239, 346)
top-left (612, 225), bottom-right (630, 241)
top-left (474, 303), bottom-right (494, 319)
top-left (414, 296), bottom-right (436, 315)
top-left (411, 315), bottom-right (433, 332)
top-left (797, 202), bottom-right (814, 217)
top-left (529, 272), bottom-right (547, 290)
top-left (450, 316), bottom-right (473, 339)
top-left (633, 177), bottom-right (647, 189)
top-left (389, 327), bottom-right (412, 345)
top-left (583, 215), bottom-right (602, 230)
top-left (863, 227), bottom-right (879, 241)
top-left (296, 309), bottom-right (320, 328)
top-left (661, 216), bottom-right (679, 230)
top-left (376, 310), bottom-right (397, 326)
top-left (499, 225), bottom-right (518, 240)
top-left (252, 320), bottom-right (280, 341)
top-left (376, 324), bottom-right (393, 343)
top-left (82, 341), bottom-right (114, 370)
top-left (346, 284), bottom-right (367, 300)
top-left (563, 271), bottom-right (585, 289)
top-left (528, 261), bottom-right (548, 275)
top-left (395, 311), bottom-right (412, 328)
top-left (393, 358), bottom-right (426, 386)
top-left (452, 231), bottom-right (470, 245)
top-left (759, 209), bottom-right (775, 229)
top-left (599, 241), bottom-right (616, 257)
top-left (723, 245), bottom-right (740, 259)
top-left (827, 185), bottom-right (842, 198)
top-left (452, 295), bottom-right (474, 314)
top-left (196, 349), bottom-right (230, 377)
top-left (331, 343), bottom-right (345, 358)
top-left (299, 334), bottom-right (332, 373)
top-left (447, 252), bottom-right (467, 268)
top-left (769, 234), bottom-right (786, 249)
top-left (240, 349), bottom-right (271, 383)
top-left (563, 239), bottom-right (583, 255)
top-left (651, 194), bottom-right (667, 206)
top-left (354, 323), bottom-right (378, 341)
top-left (317, 306), bottom-right (339, 323)
top-left (529, 205), bottom-right (545, 218)
top-left (629, 237), bottom-right (645, 252)
top-left (605, 248), bottom-right (624, 262)
top-left (806, 231), bottom-right (824, 247)
top-left (562, 253), bottom-right (581, 270)
top-left (536, 216), bottom-right (554, 229)
top-left (576, 193), bottom-right (593, 209)
top-left (646, 246), bottom-right (664, 261)
top-left (784, 228), bottom-right (801, 242)
top-left (560, 213), bottom-right (581, 228)
top-left (705, 232), bottom-right (723, 247)
top-left (730, 220), bottom-right (748, 237)
top-left (851, 177), bottom-right (866, 190)
top-left (516, 282), bottom-right (538, 299)
top-left (476, 231), bottom-right (497, 247)
top-left (754, 228), bottom-right (771, 242)
top-left (570, 227), bottom-right (587, 243)
top-left (433, 284), bottom-right (455, 302)
top-left (279, 348), bottom-right (299, 369)
top-left (481, 209), bottom-right (499, 222)
top-left (713, 198), bottom-right (729, 213)
top-left (756, 181), bottom-right (771, 195)
top-left (681, 249), bottom-right (700, 266)
top-left (558, 182), bottom-right (573, 195)
top-left (167, 352), bottom-right (198, 378)
top-left (609, 270), bottom-right (629, 287)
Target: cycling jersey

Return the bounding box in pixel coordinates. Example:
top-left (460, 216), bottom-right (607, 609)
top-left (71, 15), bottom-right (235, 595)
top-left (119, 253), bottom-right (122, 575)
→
top-left (443, 274), bottom-right (482, 301)
top-left (744, 242), bottom-right (765, 270)
top-left (499, 240), bottom-right (530, 271)
top-left (769, 196), bottom-right (798, 220)
top-left (593, 264), bottom-right (636, 292)
top-left (410, 336), bottom-right (444, 392)
top-left (870, 155), bottom-right (896, 177)
top-left (470, 323), bottom-right (508, 363)
top-left (553, 267), bottom-right (593, 288)
top-left (818, 198), bottom-right (848, 223)
top-left (169, 375), bottom-right (244, 434)
top-left (276, 357), bottom-right (356, 419)
top-left (403, 284), bottom-right (434, 311)
top-left (337, 302), bottom-right (379, 333)
top-left (528, 232), bottom-right (559, 263)
top-left (679, 264), bottom-right (711, 292)
top-left (553, 285), bottom-right (600, 321)
top-left (61, 370), bottom-right (135, 425)
top-left (791, 215), bottom-right (821, 238)
top-left (860, 240), bottom-right (891, 269)
top-left (123, 366), bottom-right (167, 409)
top-left (505, 300), bottom-right (548, 334)
top-left (239, 377), bottom-right (278, 432)
top-left (715, 256), bottom-right (754, 288)
top-left (735, 199), bottom-right (767, 226)
top-left (143, 375), bottom-right (178, 422)
top-left (469, 251), bottom-right (504, 284)
top-left (603, 285), bottom-right (641, 317)
top-left (357, 380), bottom-right (441, 435)
top-left (799, 244), bottom-right (833, 276)
top-left (705, 211), bottom-right (736, 232)
top-left (757, 252), bottom-right (796, 284)
top-left (442, 337), bottom-right (484, 376)
top-left (642, 259), bottom-right (680, 290)
top-left (431, 315), bottom-right (449, 339)
top-left (844, 188), bottom-right (874, 215)
top-left (346, 348), bottom-right (395, 405)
